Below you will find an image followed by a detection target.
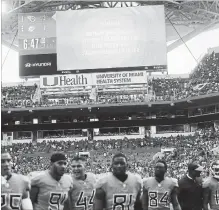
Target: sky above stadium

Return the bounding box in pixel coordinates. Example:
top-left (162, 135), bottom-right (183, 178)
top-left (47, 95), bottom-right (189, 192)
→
top-left (1, 27), bottom-right (219, 83)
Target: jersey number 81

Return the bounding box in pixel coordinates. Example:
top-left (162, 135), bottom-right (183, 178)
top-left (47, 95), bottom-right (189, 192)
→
top-left (113, 194), bottom-right (133, 210)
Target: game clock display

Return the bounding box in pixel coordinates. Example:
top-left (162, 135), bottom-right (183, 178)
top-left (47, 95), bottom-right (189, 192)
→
top-left (19, 37), bottom-right (56, 54)
top-left (19, 37), bottom-right (56, 51)
top-left (21, 37), bottom-right (56, 50)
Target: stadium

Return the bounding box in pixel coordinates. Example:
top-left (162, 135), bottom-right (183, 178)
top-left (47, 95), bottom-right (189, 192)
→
top-left (1, 1), bottom-right (219, 210)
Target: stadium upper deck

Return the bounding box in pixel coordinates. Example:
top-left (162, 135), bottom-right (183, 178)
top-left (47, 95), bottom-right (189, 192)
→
top-left (1, 50), bottom-right (219, 111)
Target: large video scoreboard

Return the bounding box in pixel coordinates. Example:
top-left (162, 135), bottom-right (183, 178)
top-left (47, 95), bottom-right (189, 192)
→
top-left (18, 12), bottom-right (57, 76)
top-left (18, 6), bottom-right (167, 77)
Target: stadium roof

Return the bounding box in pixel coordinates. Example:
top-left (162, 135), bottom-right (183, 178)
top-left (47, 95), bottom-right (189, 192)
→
top-left (2, 0), bottom-right (219, 53)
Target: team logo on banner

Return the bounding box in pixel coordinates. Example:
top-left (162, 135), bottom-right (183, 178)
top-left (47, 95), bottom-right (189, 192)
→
top-left (42, 77), bottom-right (59, 87)
top-left (40, 74), bottom-right (92, 88)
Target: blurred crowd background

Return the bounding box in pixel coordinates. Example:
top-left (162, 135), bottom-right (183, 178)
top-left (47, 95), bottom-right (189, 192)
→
top-left (2, 128), bottom-right (218, 179)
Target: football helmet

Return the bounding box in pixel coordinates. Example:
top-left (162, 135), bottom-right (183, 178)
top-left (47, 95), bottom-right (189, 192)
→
top-left (210, 160), bottom-right (219, 179)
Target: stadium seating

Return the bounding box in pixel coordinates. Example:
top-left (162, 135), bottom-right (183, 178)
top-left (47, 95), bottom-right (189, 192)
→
top-left (1, 52), bottom-right (219, 108)
top-left (2, 84), bottom-right (38, 108)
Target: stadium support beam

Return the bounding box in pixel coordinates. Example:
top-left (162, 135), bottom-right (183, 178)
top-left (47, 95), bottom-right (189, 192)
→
top-left (167, 21), bottom-right (219, 52)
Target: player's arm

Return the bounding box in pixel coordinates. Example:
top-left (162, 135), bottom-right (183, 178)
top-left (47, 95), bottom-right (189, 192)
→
top-left (170, 186), bottom-right (181, 210)
top-left (30, 185), bottom-right (40, 204)
top-left (21, 180), bottom-right (33, 210)
top-left (29, 175), bottom-right (41, 205)
top-left (203, 187), bottom-right (210, 210)
top-left (63, 191), bottom-right (73, 210)
top-left (134, 190), bottom-right (142, 210)
top-left (141, 186), bottom-right (148, 210)
top-left (93, 187), bottom-right (106, 210)
top-left (64, 176), bottom-right (74, 210)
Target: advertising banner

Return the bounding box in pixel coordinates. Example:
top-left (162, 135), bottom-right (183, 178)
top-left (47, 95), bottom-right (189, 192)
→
top-left (40, 70), bottom-right (147, 88)
top-left (40, 74), bottom-right (93, 88)
top-left (94, 71), bottom-right (147, 85)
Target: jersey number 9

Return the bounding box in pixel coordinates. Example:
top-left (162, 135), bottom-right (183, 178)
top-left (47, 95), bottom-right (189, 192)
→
top-left (48, 192), bottom-right (67, 210)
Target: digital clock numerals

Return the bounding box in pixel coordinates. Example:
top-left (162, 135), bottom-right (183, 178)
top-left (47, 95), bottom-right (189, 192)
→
top-left (23, 38), bottom-right (45, 49)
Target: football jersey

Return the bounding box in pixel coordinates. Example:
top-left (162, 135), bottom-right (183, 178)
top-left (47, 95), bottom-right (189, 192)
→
top-left (143, 177), bottom-right (178, 210)
top-left (1, 173), bottom-right (30, 210)
top-left (96, 172), bottom-right (142, 210)
top-left (31, 170), bottom-right (73, 210)
top-left (69, 172), bottom-right (96, 210)
top-left (203, 177), bottom-right (219, 210)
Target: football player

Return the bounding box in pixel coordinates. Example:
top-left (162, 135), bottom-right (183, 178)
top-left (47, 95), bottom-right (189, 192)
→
top-left (65, 156), bottom-right (96, 210)
top-left (203, 160), bottom-right (219, 210)
top-left (142, 160), bottom-right (181, 210)
top-left (94, 153), bottom-right (142, 210)
top-left (30, 153), bottom-right (73, 210)
top-left (1, 152), bottom-right (33, 210)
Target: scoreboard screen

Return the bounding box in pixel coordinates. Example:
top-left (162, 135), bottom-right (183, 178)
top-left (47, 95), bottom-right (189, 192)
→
top-left (18, 12), bottom-right (57, 76)
top-left (18, 6), bottom-right (167, 77)
top-left (18, 12), bottom-right (56, 55)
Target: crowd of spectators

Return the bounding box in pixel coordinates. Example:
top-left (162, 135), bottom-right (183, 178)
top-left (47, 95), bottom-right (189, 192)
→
top-left (1, 52), bottom-right (218, 108)
top-left (97, 93), bottom-right (145, 104)
top-left (2, 128), bottom-right (218, 179)
top-left (149, 52), bottom-right (219, 101)
top-left (2, 84), bottom-right (38, 108)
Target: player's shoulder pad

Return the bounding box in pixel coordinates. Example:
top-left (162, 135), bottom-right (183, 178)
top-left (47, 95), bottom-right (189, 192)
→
top-left (87, 172), bottom-right (96, 180)
top-left (23, 175), bottom-right (31, 190)
top-left (20, 174), bottom-right (31, 184)
top-left (63, 173), bottom-right (73, 180)
top-left (132, 173), bottom-right (142, 180)
top-left (142, 177), bottom-right (153, 188)
top-left (95, 174), bottom-right (109, 190)
top-left (202, 177), bottom-right (212, 188)
top-left (133, 173), bottom-right (142, 184)
top-left (171, 177), bottom-right (178, 188)
top-left (63, 174), bottom-right (74, 186)
top-left (13, 173), bottom-right (28, 182)
top-left (13, 173), bottom-right (31, 190)
top-left (29, 171), bottom-right (46, 186)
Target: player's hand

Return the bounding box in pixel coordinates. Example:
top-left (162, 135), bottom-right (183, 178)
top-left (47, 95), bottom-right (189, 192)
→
top-left (1, 176), bottom-right (7, 185)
